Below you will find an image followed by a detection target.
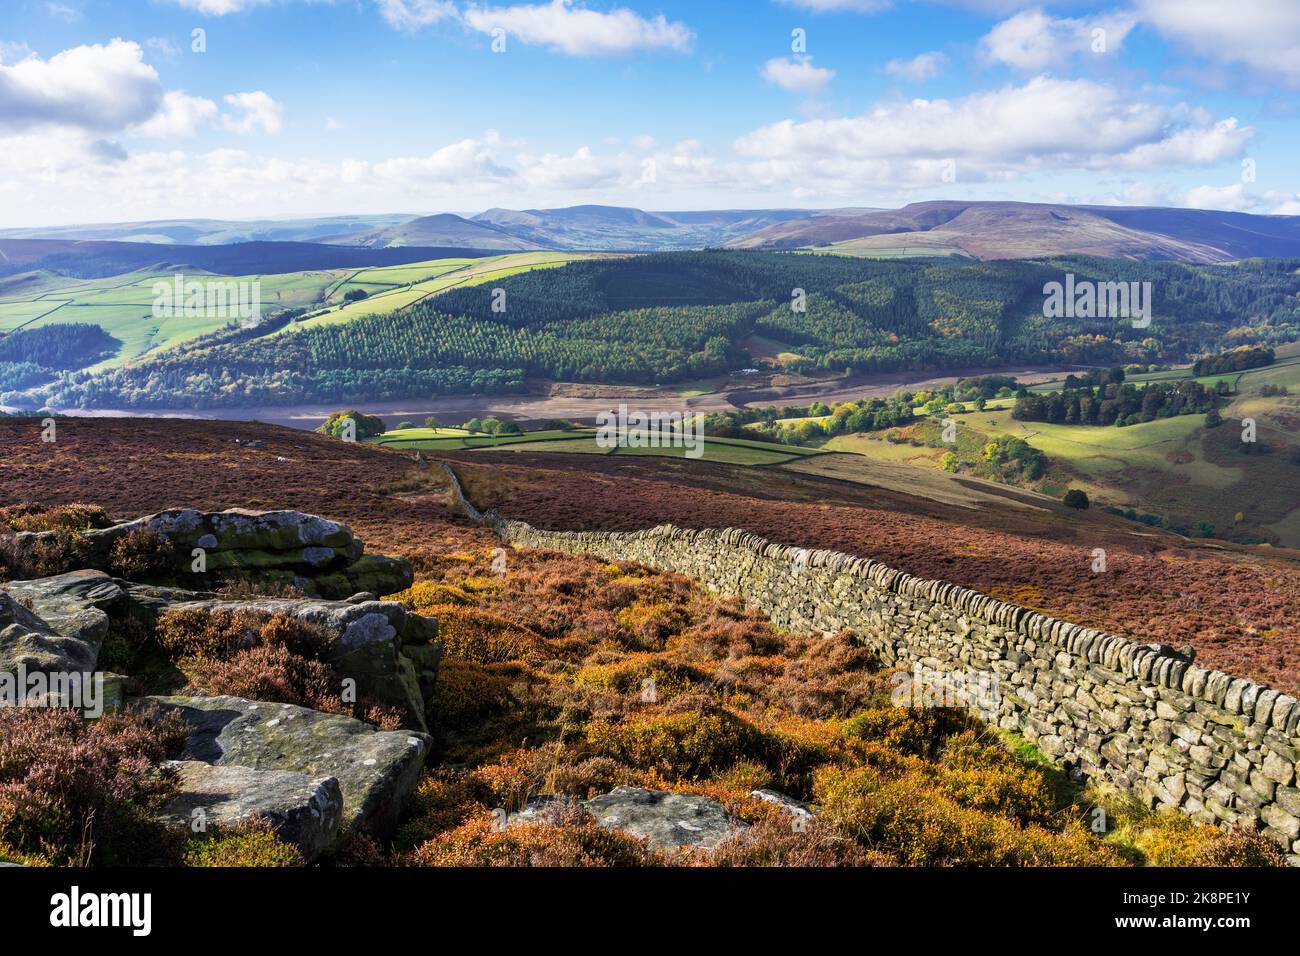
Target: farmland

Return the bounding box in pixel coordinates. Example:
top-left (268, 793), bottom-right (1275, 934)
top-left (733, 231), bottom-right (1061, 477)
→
top-left (369, 424), bottom-right (827, 466)
top-left (0, 253), bottom-right (599, 376)
top-left (822, 344), bottom-right (1300, 547)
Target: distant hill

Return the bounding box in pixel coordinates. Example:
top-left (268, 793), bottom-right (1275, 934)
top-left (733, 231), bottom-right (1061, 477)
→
top-left (0, 238), bottom-right (496, 279)
top-left (471, 204), bottom-right (812, 250)
top-left (9, 201), bottom-right (1300, 262)
top-left (335, 213), bottom-right (544, 251)
top-left (0, 214), bottom-right (412, 246)
top-left (341, 205), bottom-right (814, 251)
top-left (724, 200), bottom-right (1300, 263)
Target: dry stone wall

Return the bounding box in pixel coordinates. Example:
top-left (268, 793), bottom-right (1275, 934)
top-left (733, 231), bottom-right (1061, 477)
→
top-left (482, 506), bottom-right (1300, 861)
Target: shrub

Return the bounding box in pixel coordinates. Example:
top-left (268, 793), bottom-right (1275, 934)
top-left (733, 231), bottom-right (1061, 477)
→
top-left (614, 600), bottom-right (689, 647)
top-left (1062, 489), bottom-right (1090, 510)
top-left (841, 702), bottom-right (974, 760)
top-left (108, 528), bottom-right (178, 579)
top-left (426, 660), bottom-right (517, 731)
top-left (184, 644), bottom-right (337, 709)
top-left (184, 818), bottom-right (304, 867)
top-left (156, 608), bottom-right (330, 660)
top-left (433, 606), bottom-right (546, 664)
top-left (0, 527), bottom-right (89, 580)
top-left (405, 812), bottom-right (660, 867)
top-left (709, 814), bottom-right (894, 867)
top-left (585, 707), bottom-right (823, 784)
top-left (815, 766), bottom-right (1117, 866)
top-left (391, 580), bottom-right (472, 609)
top-left (0, 502), bottom-right (111, 533)
top-left (1191, 827), bottom-right (1288, 867)
top-left (0, 707), bottom-right (188, 866)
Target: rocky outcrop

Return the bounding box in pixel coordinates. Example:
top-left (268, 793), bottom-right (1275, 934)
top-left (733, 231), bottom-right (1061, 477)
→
top-left (582, 787), bottom-right (745, 853)
top-left (0, 570), bottom-right (127, 710)
top-left (140, 694), bottom-right (431, 843)
top-left (121, 583), bottom-right (439, 731)
top-left (159, 761), bottom-right (343, 862)
top-left (13, 509), bottom-right (412, 600)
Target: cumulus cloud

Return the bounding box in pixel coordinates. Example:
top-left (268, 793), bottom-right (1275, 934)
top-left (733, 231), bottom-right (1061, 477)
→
top-left (375, 0), bottom-right (457, 29)
top-left (1182, 183), bottom-right (1254, 211)
top-left (734, 77), bottom-right (1253, 186)
top-left (0, 39), bottom-right (163, 135)
top-left (461, 0), bottom-right (694, 55)
top-left (132, 91), bottom-right (220, 138)
top-left (884, 51), bottom-right (947, 83)
top-left (371, 136), bottom-right (514, 184)
top-left (163, 0), bottom-right (275, 13)
top-left (773, 0), bottom-right (892, 12)
top-left (762, 55), bottom-right (835, 95)
top-left (220, 91), bottom-right (284, 134)
top-left (1136, 0), bottom-right (1300, 86)
top-left (980, 8), bottom-right (1137, 71)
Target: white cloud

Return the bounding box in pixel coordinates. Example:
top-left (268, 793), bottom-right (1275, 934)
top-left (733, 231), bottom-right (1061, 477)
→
top-left (1182, 183), bottom-right (1254, 211)
top-left (221, 91), bottom-right (284, 134)
top-left (980, 8), bottom-right (1136, 71)
top-left (372, 136), bottom-right (514, 185)
top-left (145, 37), bottom-right (183, 61)
top-left (1137, 0), bottom-right (1300, 86)
top-left (461, 0), bottom-right (694, 56)
top-left (773, 0), bottom-right (892, 12)
top-left (164, 0), bottom-right (275, 13)
top-left (0, 39), bottom-right (163, 135)
top-left (375, 0), bottom-right (457, 29)
top-left (45, 3), bottom-right (82, 23)
top-left (884, 51), bottom-right (947, 83)
top-left (734, 77), bottom-right (1253, 187)
top-left (132, 91), bottom-right (220, 138)
top-left (762, 55), bottom-right (835, 95)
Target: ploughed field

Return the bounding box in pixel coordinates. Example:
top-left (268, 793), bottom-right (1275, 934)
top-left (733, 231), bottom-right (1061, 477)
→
top-left (3, 415), bottom-right (1293, 867)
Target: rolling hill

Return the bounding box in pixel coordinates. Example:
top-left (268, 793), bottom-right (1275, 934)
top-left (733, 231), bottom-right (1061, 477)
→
top-left (469, 204), bottom-right (813, 250)
top-left (725, 200), bottom-right (1300, 263)
top-left (336, 213), bottom-right (544, 251)
top-left (0, 214), bottom-right (412, 246)
top-left (11, 202), bottom-right (1300, 262)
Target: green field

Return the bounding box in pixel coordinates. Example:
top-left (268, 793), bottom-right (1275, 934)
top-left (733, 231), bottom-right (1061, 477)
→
top-left (292, 253), bottom-right (598, 332)
top-left (0, 253), bottom-right (603, 371)
top-left (825, 352), bottom-right (1300, 546)
top-left (370, 425), bottom-right (826, 465)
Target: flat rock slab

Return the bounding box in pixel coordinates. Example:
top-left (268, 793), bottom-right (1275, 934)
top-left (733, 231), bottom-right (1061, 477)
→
top-left (159, 760), bottom-right (343, 862)
top-left (583, 786), bottom-right (746, 853)
top-left (138, 694), bottom-right (431, 841)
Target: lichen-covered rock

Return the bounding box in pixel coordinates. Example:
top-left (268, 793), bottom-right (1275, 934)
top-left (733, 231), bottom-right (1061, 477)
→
top-left (139, 694), bottom-right (431, 841)
top-left (154, 594), bottom-right (431, 729)
top-left (11, 509), bottom-right (411, 600)
top-left (583, 787), bottom-right (746, 853)
top-left (0, 569), bottom-right (120, 675)
top-left (159, 760), bottom-right (343, 861)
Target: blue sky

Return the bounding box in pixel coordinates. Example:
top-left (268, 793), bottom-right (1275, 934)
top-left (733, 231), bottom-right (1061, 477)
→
top-left (1, 0), bottom-right (1299, 226)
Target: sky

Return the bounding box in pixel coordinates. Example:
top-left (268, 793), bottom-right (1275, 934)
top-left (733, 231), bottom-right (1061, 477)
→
top-left (1, 0), bottom-right (1299, 227)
